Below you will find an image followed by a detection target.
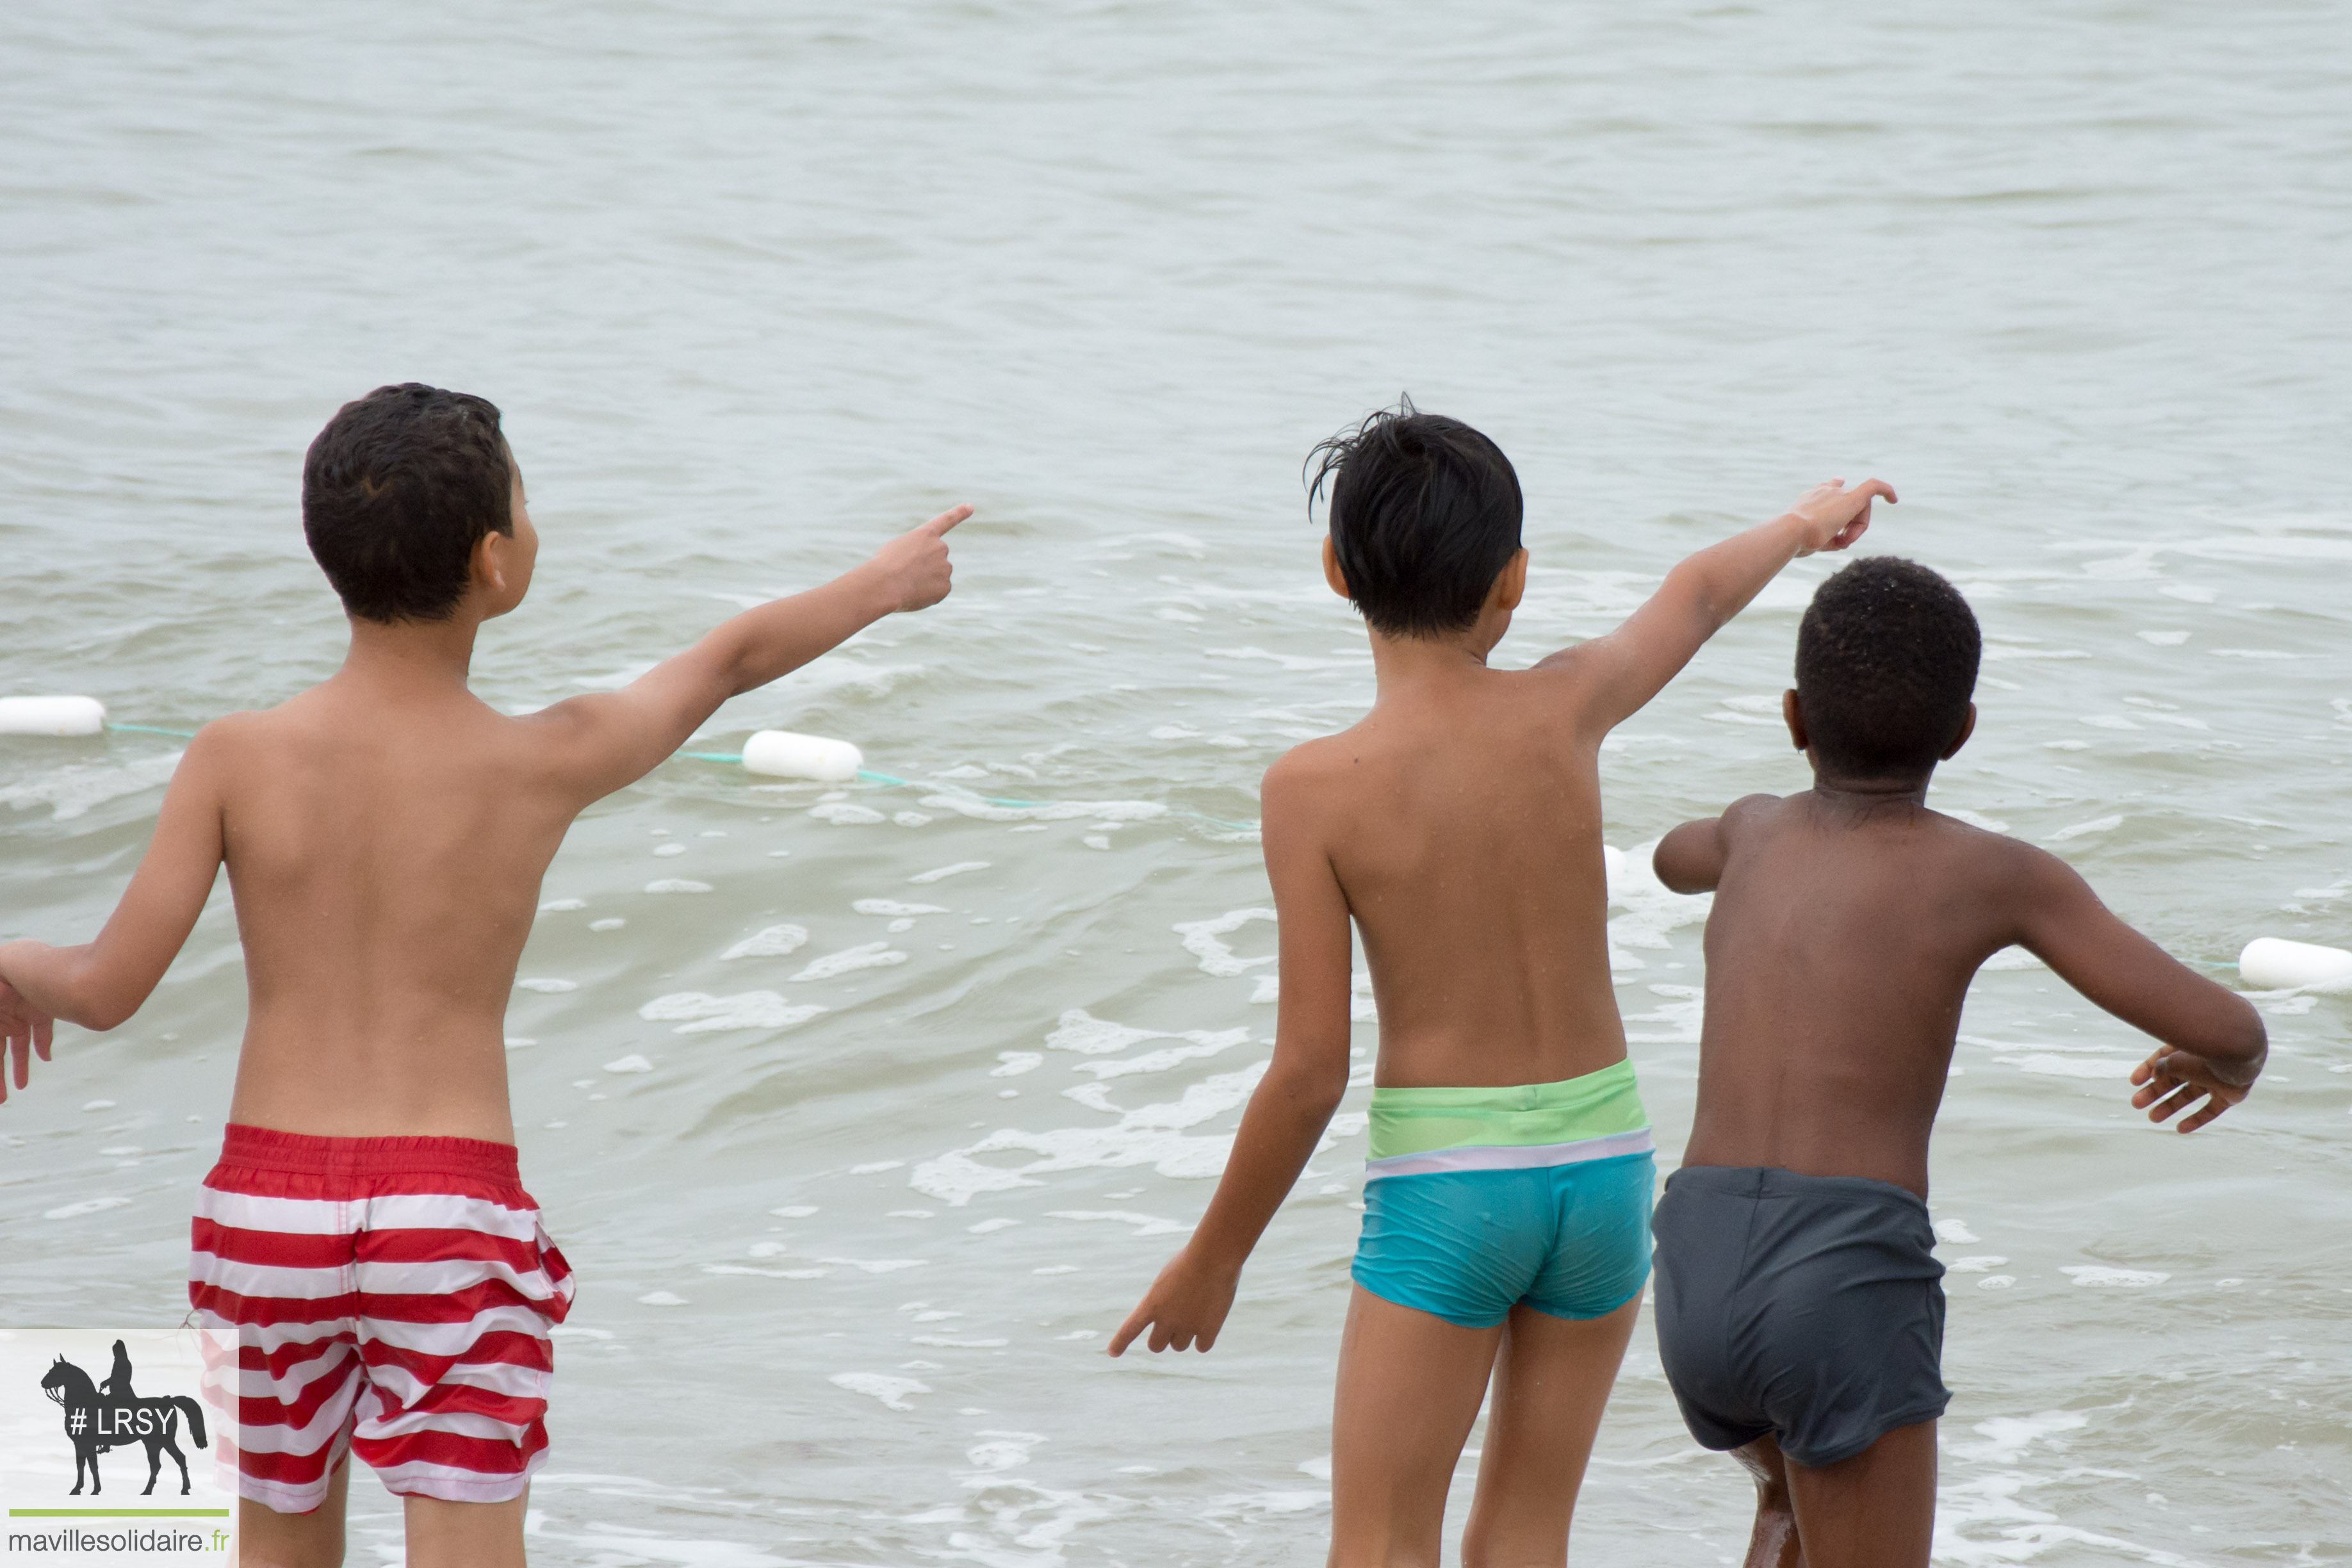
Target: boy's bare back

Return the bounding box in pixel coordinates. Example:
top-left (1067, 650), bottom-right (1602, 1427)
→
top-left (191, 687), bottom-right (639, 1141)
top-left (1658, 787), bottom-right (2263, 1196)
top-left (1271, 663), bottom-right (1625, 1091)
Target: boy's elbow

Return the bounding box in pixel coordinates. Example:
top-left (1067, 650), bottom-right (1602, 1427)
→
top-left (72, 966), bottom-right (152, 1033)
top-left (76, 989), bottom-right (143, 1033)
top-left (2221, 999), bottom-right (2269, 1068)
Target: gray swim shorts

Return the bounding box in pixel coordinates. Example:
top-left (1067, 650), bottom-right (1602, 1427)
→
top-left (1651, 1164), bottom-right (1950, 1469)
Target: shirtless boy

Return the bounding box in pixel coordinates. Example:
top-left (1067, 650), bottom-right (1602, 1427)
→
top-left (1649, 556), bottom-right (2266, 1568)
top-left (1111, 402), bottom-right (1893, 1565)
top-left (0, 384), bottom-right (968, 1566)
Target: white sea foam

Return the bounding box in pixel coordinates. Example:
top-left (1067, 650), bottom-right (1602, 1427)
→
top-left (0, 751), bottom-right (180, 821)
top-left (910, 1059), bottom-right (1266, 1205)
top-left (920, 792), bottom-right (1166, 824)
top-left (2061, 1264), bottom-right (2168, 1287)
top-left (2045, 815), bottom-right (2124, 842)
top-left (645, 878), bottom-right (715, 894)
top-left (820, 1257), bottom-right (927, 1274)
top-left (516, 977), bottom-right (577, 993)
top-left (603, 1054), bottom-right (654, 1074)
top-left (1999, 1052), bottom-right (2135, 1079)
top-left (991, 1052), bottom-right (1044, 1077)
top-left (1606, 839), bottom-right (1711, 971)
top-left (1173, 908), bottom-right (1277, 977)
top-left (910, 861), bottom-right (991, 883)
top-left (637, 992), bottom-right (826, 1033)
top-left (854, 899), bottom-right (948, 917)
top-left (722, 924), bottom-right (808, 959)
top-left (829, 1372), bottom-right (929, 1410)
top-left (539, 897), bottom-right (587, 911)
top-left (810, 801), bottom-right (887, 825)
top-left (1043, 1209), bottom-right (1189, 1236)
top-left (791, 942), bottom-right (907, 980)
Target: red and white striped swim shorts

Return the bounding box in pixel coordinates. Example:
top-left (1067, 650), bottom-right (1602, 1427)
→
top-left (189, 1124), bottom-right (575, 1512)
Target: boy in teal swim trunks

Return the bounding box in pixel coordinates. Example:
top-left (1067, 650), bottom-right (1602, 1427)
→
top-left (1110, 402), bottom-right (1893, 1564)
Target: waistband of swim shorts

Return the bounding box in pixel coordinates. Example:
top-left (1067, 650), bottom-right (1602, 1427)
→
top-left (1663, 1164), bottom-right (1928, 1215)
top-left (216, 1123), bottom-right (522, 1182)
top-left (1366, 1058), bottom-right (1652, 1175)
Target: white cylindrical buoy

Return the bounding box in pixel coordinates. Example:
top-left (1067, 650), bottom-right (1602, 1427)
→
top-left (2239, 936), bottom-right (2352, 992)
top-left (740, 730), bottom-right (864, 783)
top-left (0, 696), bottom-right (107, 736)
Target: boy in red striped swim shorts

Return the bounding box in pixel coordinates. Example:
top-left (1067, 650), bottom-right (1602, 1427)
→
top-left (0, 384), bottom-right (971, 1565)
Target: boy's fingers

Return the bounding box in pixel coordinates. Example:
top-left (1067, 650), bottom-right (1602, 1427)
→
top-left (1107, 1304), bottom-right (1150, 1357)
top-left (1850, 478), bottom-right (1897, 505)
top-left (922, 504), bottom-right (974, 537)
top-left (2178, 1098), bottom-right (2227, 1132)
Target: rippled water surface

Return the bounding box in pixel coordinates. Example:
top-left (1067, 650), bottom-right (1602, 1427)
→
top-left (4, 3), bottom-right (2349, 1562)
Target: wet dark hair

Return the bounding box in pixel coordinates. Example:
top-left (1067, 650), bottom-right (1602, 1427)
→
top-left (302, 384), bottom-right (516, 623)
top-left (1305, 400), bottom-right (1523, 637)
top-left (1795, 556), bottom-right (1981, 780)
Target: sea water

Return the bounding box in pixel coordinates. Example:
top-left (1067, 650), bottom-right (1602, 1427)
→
top-left (2, 3), bottom-right (2347, 1562)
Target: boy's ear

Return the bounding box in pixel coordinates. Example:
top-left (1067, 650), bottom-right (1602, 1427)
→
top-left (471, 526), bottom-right (530, 618)
top-left (1490, 548), bottom-right (1529, 614)
top-left (1941, 701), bottom-right (1977, 760)
top-left (1321, 535), bottom-right (1351, 601)
top-left (1782, 689), bottom-right (1809, 751)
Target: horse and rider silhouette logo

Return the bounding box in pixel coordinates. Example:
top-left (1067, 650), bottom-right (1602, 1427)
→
top-left (37, 1339), bottom-right (209, 1496)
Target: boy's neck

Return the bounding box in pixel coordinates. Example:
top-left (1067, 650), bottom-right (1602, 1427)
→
top-left (1806, 767), bottom-right (1935, 812)
top-left (1366, 625), bottom-right (1502, 694)
top-left (335, 612), bottom-right (485, 697)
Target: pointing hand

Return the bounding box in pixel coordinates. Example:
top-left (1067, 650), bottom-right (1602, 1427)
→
top-left (1783, 478), bottom-right (1896, 557)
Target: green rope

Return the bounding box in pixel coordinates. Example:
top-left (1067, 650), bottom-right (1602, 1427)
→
top-left (107, 723), bottom-right (198, 739)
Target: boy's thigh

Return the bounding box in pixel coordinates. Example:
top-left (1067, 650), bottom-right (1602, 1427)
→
top-left (404, 1490), bottom-right (529, 1568)
top-left (1783, 1419), bottom-right (1937, 1568)
top-left (236, 1455), bottom-right (350, 1568)
top-left (1329, 1286), bottom-right (1506, 1557)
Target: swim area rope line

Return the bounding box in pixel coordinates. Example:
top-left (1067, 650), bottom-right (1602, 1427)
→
top-left (0, 696), bottom-right (1253, 830)
top-left (10, 703), bottom-right (2310, 957)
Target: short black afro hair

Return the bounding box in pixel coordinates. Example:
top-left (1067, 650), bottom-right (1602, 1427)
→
top-left (1795, 557), bottom-right (1980, 779)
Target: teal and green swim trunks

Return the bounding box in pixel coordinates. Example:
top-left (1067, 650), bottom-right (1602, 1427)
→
top-left (1352, 1058), bottom-right (1656, 1328)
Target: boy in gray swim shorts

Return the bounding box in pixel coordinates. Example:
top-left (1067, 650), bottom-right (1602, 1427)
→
top-left (1650, 557), bottom-right (2266, 1568)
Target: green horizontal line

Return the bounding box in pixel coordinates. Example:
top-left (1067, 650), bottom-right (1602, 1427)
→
top-left (8, 1507), bottom-right (231, 1516)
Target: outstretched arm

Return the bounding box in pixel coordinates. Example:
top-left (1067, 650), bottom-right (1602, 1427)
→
top-left (1654, 795), bottom-right (1780, 894)
top-left (2008, 845), bottom-right (2266, 1131)
top-left (0, 725), bottom-right (231, 1098)
top-left (1109, 755), bottom-right (1354, 1355)
top-left (1539, 480), bottom-right (1893, 735)
top-left (533, 504), bottom-right (971, 803)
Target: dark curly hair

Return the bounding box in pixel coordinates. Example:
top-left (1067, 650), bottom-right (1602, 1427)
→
top-left (302, 384), bottom-right (516, 623)
top-left (1305, 398), bottom-right (1523, 637)
top-left (1795, 556), bottom-right (1981, 779)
